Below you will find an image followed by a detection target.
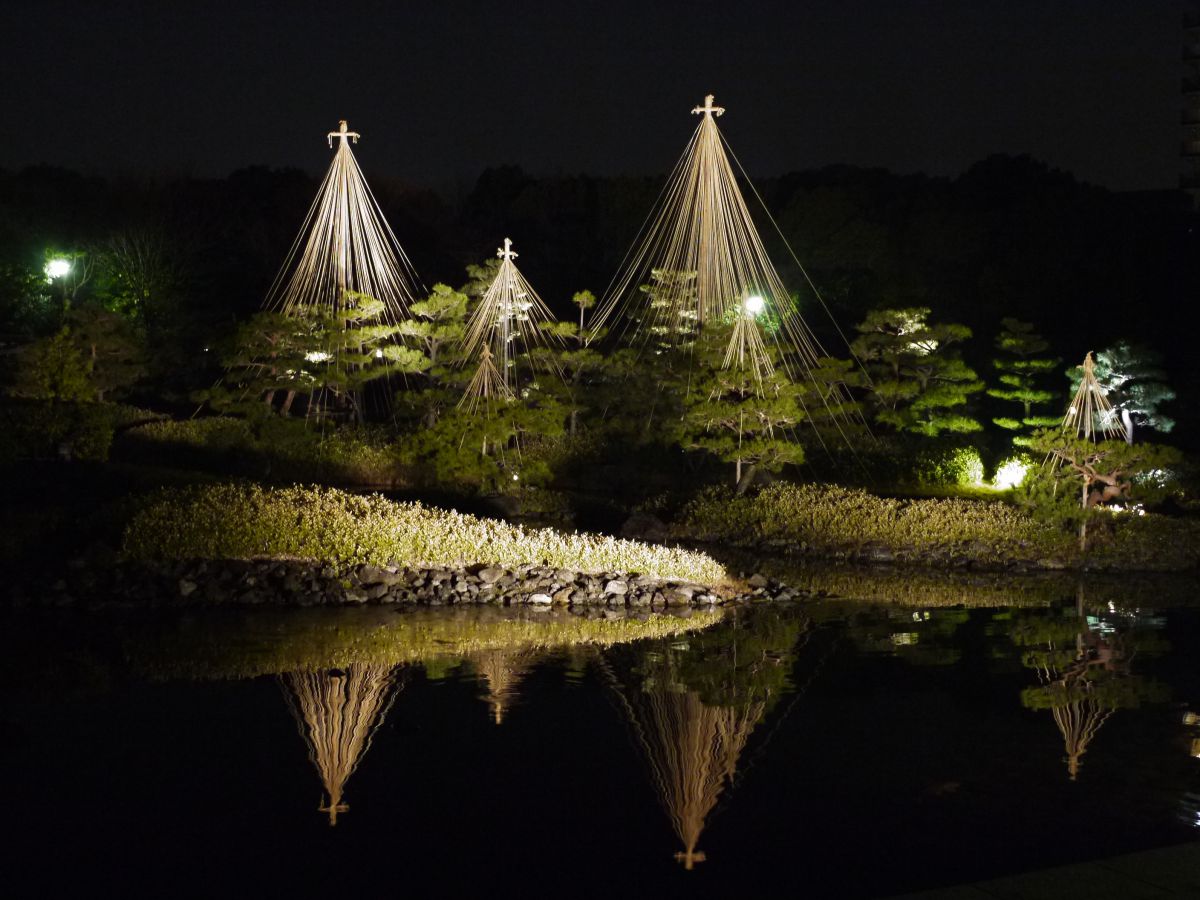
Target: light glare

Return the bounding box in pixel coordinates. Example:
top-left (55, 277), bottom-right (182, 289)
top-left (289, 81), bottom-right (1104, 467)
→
top-left (45, 258), bottom-right (71, 280)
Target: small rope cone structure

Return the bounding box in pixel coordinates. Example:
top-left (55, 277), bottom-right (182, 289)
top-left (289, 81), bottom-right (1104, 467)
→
top-left (282, 663), bottom-right (401, 825)
top-left (1059, 352), bottom-right (1129, 445)
top-left (458, 237), bottom-right (563, 413)
top-left (459, 345), bottom-right (512, 416)
top-left (468, 648), bottom-right (542, 725)
top-left (264, 120), bottom-right (422, 324)
top-left (589, 95), bottom-right (859, 429)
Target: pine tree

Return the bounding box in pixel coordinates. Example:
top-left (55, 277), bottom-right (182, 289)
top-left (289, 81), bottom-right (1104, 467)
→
top-left (10, 326), bottom-right (94, 402)
top-left (851, 307), bottom-right (984, 436)
top-left (308, 292), bottom-right (429, 424)
top-left (680, 324), bottom-right (805, 492)
top-left (988, 318), bottom-right (1060, 447)
top-left (1076, 341), bottom-right (1176, 443)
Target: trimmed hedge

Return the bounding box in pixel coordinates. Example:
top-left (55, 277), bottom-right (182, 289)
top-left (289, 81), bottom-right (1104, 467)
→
top-left (123, 482), bottom-right (727, 583)
top-left (675, 482), bottom-right (1200, 572)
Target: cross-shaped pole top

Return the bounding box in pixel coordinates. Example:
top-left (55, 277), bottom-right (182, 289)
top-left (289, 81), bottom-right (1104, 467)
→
top-left (497, 237), bottom-right (518, 261)
top-left (692, 94), bottom-right (725, 118)
top-left (674, 849), bottom-right (707, 870)
top-left (327, 119), bottom-right (361, 148)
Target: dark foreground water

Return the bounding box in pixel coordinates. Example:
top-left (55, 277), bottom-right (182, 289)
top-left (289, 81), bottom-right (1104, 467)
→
top-left (4, 578), bottom-right (1199, 898)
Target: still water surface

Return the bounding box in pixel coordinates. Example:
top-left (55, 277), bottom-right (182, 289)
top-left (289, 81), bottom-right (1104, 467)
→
top-left (5, 579), bottom-right (1199, 897)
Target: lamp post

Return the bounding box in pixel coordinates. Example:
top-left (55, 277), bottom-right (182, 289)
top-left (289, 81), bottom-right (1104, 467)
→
top-left (45, 257), bottom-right (72, 313)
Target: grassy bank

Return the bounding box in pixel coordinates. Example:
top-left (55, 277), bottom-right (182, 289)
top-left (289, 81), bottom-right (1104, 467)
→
top-left (123, 482), bottom-right (727, 583)
top-left (674, 483), bottom-right (1200, 572)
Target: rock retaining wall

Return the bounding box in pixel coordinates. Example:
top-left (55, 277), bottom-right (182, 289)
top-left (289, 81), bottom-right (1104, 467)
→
top-left (27, 558), bottom-right (803, 610)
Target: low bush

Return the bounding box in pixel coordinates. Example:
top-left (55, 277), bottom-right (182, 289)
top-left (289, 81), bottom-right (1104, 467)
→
top-left (119, 417), bottom-right (407, 486)
top-left (674, 482), bottom-right (1200, 571)
top-left (123, 482), bottom-right (727, 583)
top-left (0, 400), bottom-right (163, 463)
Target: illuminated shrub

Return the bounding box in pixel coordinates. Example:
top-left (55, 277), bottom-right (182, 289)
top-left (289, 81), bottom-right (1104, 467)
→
top-left (124, 483), bottom-right (726, 583)
top-left (913, 444), bottom-right (985, 487)
top-left (992, 456), bottom-right (1031, 490)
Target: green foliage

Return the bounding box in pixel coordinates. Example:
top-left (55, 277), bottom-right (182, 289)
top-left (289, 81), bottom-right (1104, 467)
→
top-left (1025, 428), bottom-right (1183, 513)
top-left (123, 483), bottom-right (727, 582)
top-left (678, 323), bottom-right (805, 486)
top-left (988, 318), bottom-right (1060, 447)
top-left (201, 311), bottom-right (319, 417)
top-left (677, 480), bottom-right (1200, 571)
top-left (121, 417), bottom-right (408, 486)
top-left (9, 327), bottom-right (94, 402)
top-left (1075, 341), bottom-right (1176, 438)
top-left (398, 283), bottom-right (468, 377)
top-left (0, 400), bottom-right (163, 463)
top-left (67, 305), bottom-right (146, 400)
top-left (677, 482), bottom-right (1058, 565)
top-left (851, 306), bottom-right (984, 436)
top-left (910, 443), bottom-right (986, 488)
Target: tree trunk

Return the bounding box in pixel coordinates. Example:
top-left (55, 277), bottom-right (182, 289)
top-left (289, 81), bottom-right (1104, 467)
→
top-left (280, 390), bottom-right (296, 417)
top-left (1079, 480), bottom-right (1089, 552)
top-left (735, 462), bottom-right (758, 496)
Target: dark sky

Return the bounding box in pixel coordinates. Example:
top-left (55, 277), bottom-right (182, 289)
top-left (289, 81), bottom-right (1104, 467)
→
top-left (0, 0), bottom-right (1187, 192)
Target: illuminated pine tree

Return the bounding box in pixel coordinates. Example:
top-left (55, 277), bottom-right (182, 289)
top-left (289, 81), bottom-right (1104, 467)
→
top-left (851, 307), bottom-right (984, 436)
top-left (681, 322), bottom-right (805, 492)
top-left (1072, 341), bottom-right (1176, 444)
top-left (988, 318), bottom-right (1060, 447)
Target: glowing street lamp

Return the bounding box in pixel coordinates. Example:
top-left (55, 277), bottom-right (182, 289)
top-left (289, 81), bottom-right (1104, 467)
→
top-left (744, 294), bottom-right (765, 316)
top-left (44, 258), bottom-right (71, 281)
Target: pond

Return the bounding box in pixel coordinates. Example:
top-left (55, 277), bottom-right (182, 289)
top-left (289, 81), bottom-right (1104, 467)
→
top-left (4, 575), bottom-right (1198, 897)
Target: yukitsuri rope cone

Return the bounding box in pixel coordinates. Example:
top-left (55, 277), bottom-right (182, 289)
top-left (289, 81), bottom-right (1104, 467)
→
top-left (1059, 352), bottom-right (1128, 445)
top-left (265, 120), bottom-right (422, 324)
top-left (282, 663), bottom-right (401, 825)
top-left (588, 95), bottom-right (860, 439)
top-left (458, 237), bottom-right (562, 414)
top-left (1046, 352), bottom-right (1132, 549)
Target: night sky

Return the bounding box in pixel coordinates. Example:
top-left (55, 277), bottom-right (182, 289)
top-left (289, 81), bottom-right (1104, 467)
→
top-left (0, 1), bottom-right (1188, 192)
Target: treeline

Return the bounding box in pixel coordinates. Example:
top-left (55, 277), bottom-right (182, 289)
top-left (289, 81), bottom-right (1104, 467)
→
top-left (0, 153), bottom-right (1196, 438)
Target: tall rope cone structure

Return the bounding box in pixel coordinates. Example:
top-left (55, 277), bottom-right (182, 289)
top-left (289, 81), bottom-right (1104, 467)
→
top-left (458, 237), bottom-right (563, 414)
top-left (281, 664), bottom-right (401, 825)
top-left (263, 119), bottom-right (423, 327)
top-left (589, 95), bottom-right (859, 430)
top-left (605, 657), bottom-right (766, 870)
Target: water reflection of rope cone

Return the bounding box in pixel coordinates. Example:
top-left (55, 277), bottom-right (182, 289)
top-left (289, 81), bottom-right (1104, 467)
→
top-left (607, 659), bottom-right (766, 870)
top-left (281, 664), bottom-right (401, 825)
top-left (1021, 592), bottom-right (1125, 782)
top-left (468, 649), bottom-right (542, 725)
